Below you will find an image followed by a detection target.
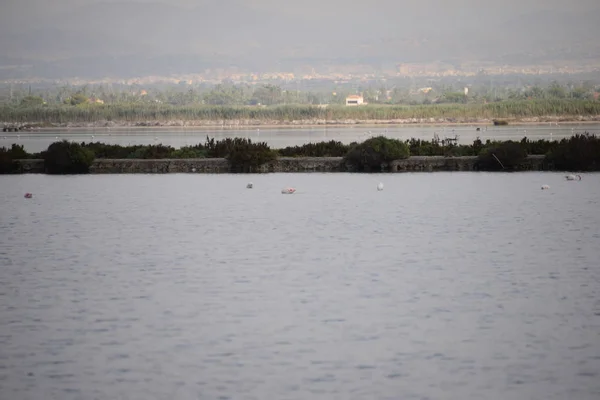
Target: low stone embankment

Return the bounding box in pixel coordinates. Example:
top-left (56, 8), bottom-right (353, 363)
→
top-left (11, 155), bottom-right (547, 174)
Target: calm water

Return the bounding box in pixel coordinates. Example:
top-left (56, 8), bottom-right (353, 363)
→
top-left (2, 124), bottom-right (599, 153)
top-left (1, 172), bottom-right (599, 400)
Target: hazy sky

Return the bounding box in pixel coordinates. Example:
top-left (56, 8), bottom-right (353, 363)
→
top-left (2, 0), bottom-right (599, 23)
top-left (0, 0), bottom-right (599, 72)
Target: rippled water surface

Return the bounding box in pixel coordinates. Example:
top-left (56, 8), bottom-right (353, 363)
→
top-left (1, 172), bottom-right (599, 400)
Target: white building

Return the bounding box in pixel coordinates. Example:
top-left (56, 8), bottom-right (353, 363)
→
top-left (345, 95), bottom-right (364, 106)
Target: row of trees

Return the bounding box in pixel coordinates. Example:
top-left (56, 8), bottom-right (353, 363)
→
top-left (2, 80), bottom-right (598, 109)
top-left (2, 133), bottom-right (599, 174)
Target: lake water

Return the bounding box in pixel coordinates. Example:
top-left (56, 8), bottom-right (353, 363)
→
top-left (2, 123), bottom-right (599, 153)
top-left (1, 172), bottom-right (599, 400)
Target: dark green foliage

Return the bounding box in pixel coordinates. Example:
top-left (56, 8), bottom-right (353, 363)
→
top-left (82, 142), bottom-right (143, 159)
top-left (169, 145), bottom-right (207, 158)
top-left (0, 149), bottom-right (13, 173)
top-left (5, 133), bottom-right (600, 173)
top-left (405, 138), bottom-right (478, 157)
top-left (204, 136), bottom-right (276, 172)
top-left (7, 143), bottom-right (28, 159)
top-left (0, 144), bottom-right (28, 173)
top-left (44, 140), bottom-right (95, 174)
top-left (127, 144), bottom-right (175, 159)
top-left (405, 138), bottom-right (446, 156)
top-left (80, 142), bottom-right (206, 159)
top-left (519, 137), bottom-right (557, 155)
top-left (277, 141), bottom-right (352, 157)
top-left (475, 141), bottom-right (527, 171)
top-left (444, 145), bottom-right (477, 157)
top-left (472, 138), bottom-right (484, 154)
top-left (545, 133), bottom-right (600, 171)
top-left (344, 136), bottom-right (410, 172)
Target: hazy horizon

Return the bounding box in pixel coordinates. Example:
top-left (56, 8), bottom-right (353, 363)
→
top-left (1, 0), bottom-right (599, 79)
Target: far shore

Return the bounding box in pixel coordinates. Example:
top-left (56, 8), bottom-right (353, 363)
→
top-left (3, 116), bottom-right (600, 131)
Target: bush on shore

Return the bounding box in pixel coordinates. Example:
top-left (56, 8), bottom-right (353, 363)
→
top-left (3, 132), bottom-right (600, 173)
top-left (276, 140), bottom-right (353, 157)
top-left (80, 142), bottom-right (207, 159)
top-left (475, 141), bottom-right (527, 171)
top-left (545, 133), bottom-right (600, 171)
top-left (0, 144), bottom-right (29, 173)
top-left (344, 136), bottom-right (410, 172)
top-left (43, 140), bottom-right (95, 174)
top-left (204, 137), bottom-right (277, 172)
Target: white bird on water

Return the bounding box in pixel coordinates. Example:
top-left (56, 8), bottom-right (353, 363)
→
top-left (565, 174), bottom-right (581, 181)
top-left (281, 187), bottom-right (296, 194)
top-left (246, 182), bottom-right (253, 189)
top-left (377, 182), bottom-right (384, 191)
top-left (541, 184), bottom-right (550, 190)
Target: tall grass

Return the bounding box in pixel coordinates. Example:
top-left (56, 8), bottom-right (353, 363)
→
top-left (1, 99), bottom-right (599, 123)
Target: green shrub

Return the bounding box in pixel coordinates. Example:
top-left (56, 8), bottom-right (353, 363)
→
top-left (277, 140), bottom-right (352, 157)
top-left (444, 145), bottom-right (476, 157)
top-left (44, 140), bottom-right (95, 174)
top-left (405, 138), bottom-right (477, 157)
top-left (545, 133), bottom-right (600, 171)
top-left (8, 144), bottom-right (28, 159)
top-left (127, 144), bottom-right (175, 159)
top-left (519, 137), bottom-right (557, 155)
top-left (344, 136), bottom-right (410, 172)
top-left (472, 138), bottom-right (484, 155)
top-left (475, 141), bottom-right (527, 171)
top-left (82, 142), bottom-right (143, 159)
top-left (1, 144), bottom-right (31, 173)
top-left (405, 138), bottom-right (445, 156)
top-left (205, 137), bottom-right (276, 172)
top-left (169, 145), bottom-right (207, 158)
top-left (81, 142), bottom-right (206, 159)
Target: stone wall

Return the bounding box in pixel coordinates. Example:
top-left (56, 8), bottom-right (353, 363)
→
top-left (262, 157), bottom-right (345, 172)
top-left (389, 155), bottom-right (546, 172)
top-left (90, 158), bottom-right (230, 173)
top-left (11, 155), bottom-right (548, 174)
top-left (390, 156), bottom-right (476, 172)
top-left (12, 159), bottom-right (45, 173)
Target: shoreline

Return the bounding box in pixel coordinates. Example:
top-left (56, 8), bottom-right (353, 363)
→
top-left (3, 116), bottom-right (600, 131)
